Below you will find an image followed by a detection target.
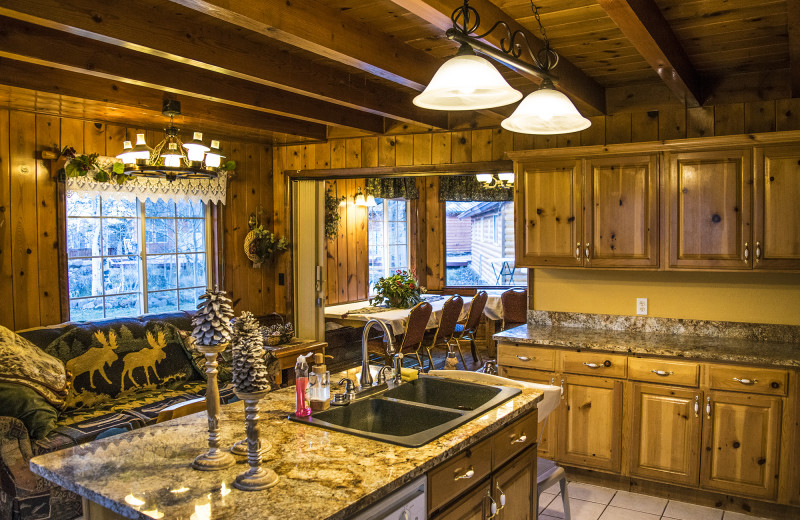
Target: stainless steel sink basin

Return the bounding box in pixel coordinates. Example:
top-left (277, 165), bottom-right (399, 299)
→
top-left (289, 375), bottom-right (521, 447)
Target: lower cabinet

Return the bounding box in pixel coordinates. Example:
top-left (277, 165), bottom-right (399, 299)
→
top-left (497, 365), bottom-right (559, 459)
top-left (435, 481), bottom-right (491, 520)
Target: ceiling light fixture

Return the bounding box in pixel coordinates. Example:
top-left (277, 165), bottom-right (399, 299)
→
top-left (414, 0), bottom-right (591, 135)
top-left (116, 99), bottom-right (226, 181)
top-left (476, 172), bottom-right (514, 188)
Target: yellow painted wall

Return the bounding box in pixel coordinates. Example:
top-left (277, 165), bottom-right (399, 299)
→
top-left (532, 269), bottom-right (800, 325)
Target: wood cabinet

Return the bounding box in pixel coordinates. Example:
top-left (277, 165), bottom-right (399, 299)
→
top-left (700, 390), bottom-right (782, 499)
top-left (434, 481), bottom-right (490, 520)
top-left (497, 365), bottom-right (559, 459)
top-left (629, 383), bottom-right (702, 486)
top-left (753, 146), bottom-right (800, 270)
top-left (491, 446), bottom-right (537, 520)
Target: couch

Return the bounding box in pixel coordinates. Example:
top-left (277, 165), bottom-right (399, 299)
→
top-left (0, 312), bottom-right (240, 520)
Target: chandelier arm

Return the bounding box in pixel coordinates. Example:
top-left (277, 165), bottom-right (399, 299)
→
top-left (446, 28), bottom-right (551, 81)
top-left (451, 1), bottom-right (480, 34)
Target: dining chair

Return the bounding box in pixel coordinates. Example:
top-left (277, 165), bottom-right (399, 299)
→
top-left (367, 301), bottom-right (432, 368)
top-left (423, 295), bottom-right (464, 370)
top-left (454, 291), bottom-right (488, 364)
top-left (500, 288), bottom-right (528, 330)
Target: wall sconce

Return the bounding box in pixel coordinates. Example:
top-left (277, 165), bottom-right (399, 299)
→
top-left (476, 172), bottom-right (514, 188)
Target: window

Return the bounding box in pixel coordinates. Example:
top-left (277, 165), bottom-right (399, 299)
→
top-left (368, 198), bottom-right (410, 293)
top-left (67, 196), bottom-right (209, 321)
top-left (445, 201), bottom-right (524, 287)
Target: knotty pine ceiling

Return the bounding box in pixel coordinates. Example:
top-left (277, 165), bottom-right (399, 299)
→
top-left (0, 0), bottom-right (794, 144)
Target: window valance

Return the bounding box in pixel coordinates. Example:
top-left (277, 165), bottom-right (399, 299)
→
top-left (439, 175), bottom-right (513, 202)
top-left (365, 177), bottom-right (418, 200)
top-left (65, 156), bottom-right (228, 205)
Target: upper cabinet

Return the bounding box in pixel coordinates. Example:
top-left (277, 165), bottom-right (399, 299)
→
top-left (753, 146), bottom-right (800, 270)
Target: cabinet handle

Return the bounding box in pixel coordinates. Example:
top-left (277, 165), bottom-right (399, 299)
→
top-left (516, 355), bottom-right (533, 362)
top-left (510, 433), bottom-right (528, 445)
top-left (694, 396), bottom-right (700, 418)
top-left (583, 362), bottom-right (601, 369)
top-left (585, 242), bottom-right (590, 259)
top-left (576, 242), bottom-right (581, 260)
top-left (755, 241), bottom-right (761, 262)
top-left (706, 397), bottom-right (711, 419)
top-left (651, 369), bottom-right (673, 377)
top-left (487, 484), bottom-right (506, 519)
top-left (454, 466), bottom-right (474, 481)
top-left (560, 379), bottom-right (565, 400)
top-left (744, 242), bottom-right (749, 262)
top-left (497, 482), bottom-right (506, 508)
top-left (733, 377), bottom-right (758, 385)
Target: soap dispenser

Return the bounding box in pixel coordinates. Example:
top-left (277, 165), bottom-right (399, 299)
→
top-left (310, 353), bottom-right (332, 411)
top-left (295, 353), bottom-right (312, 417)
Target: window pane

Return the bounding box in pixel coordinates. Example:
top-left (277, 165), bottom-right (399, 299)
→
top-left (146, 254), bottom-right (177, 291)
top-left (145, 199), bottom-right (175, 217)
top-left (148, 290), bottom-right (178, 314)
top-left (67, 195), bottom-right (100, 217)
top-left (69, 297), bottom-right (104, 321)
top-left (105, 294), bottom-right (140, 318)
top-left (101, 198), bottom-right (137, 217)
top-left (68, 258), bottom-right (103, 298)
top-left (67, 218), bottom-right (101, 258)
top-left (177, 199), bottom-right (204, 218)
top-left (146, 218), bottom-right (177, 254)
top-left (178, 253), bottom-right (207, 288)
top-left (179, 287), bottom-right (203, 311)
top-left (102, 218), bottom-right (138, 256)
top-left (177, 219), bottom-right (206, 253)
top-left (104, 256), bottom-right (140, 294)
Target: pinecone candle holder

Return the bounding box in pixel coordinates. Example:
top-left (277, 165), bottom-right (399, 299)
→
top-left (191, 288), bottom-right (236, 471)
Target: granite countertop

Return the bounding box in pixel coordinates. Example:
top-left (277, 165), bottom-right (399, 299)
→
top-left (495, 324), bottom-right (800, 368)
top-left (29, 367), bottom-right (542, 520)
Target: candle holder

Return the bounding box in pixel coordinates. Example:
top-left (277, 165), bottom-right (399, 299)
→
top-left (192, 343), bottom-right (236, 471)
top-left (233, 389), bottom-right (279, 491)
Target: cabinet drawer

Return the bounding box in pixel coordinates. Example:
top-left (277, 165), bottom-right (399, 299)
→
top-left (707, 365), bottom-right (788, 396)
top-left (497, 344), bottom-right (556, 371)
top-left (428, 438), bottom-right (492, 513)
top-left (562, 351), bottom-right (627, 378)
top-left (629, 357), bottom-right (699, 387)
top-left (498, 366), bottom-right (556, 385)
top-left (493, 411), bottom-right (539, 469)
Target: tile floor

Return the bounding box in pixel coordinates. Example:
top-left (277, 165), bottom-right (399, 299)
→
top-left (538, 481), bottom-right (773, 520)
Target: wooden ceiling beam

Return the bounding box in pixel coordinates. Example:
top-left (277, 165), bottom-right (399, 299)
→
top-left (0, 57), bottom-right (329, 141)
top-left (0, 16), bottom-right (386, 134)
top-left (788, 3), bottom-right (800, 97)
top-left (597, 0), bottom-right (704, 107)
top-left (387, 0), bottom-right (607, 116)
top-left (0, 0), bottom-right (448, 129)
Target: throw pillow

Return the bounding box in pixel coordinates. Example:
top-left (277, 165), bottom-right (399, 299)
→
top-left (0, 382), bottom-right (59, 439)
top-left (0, 325), bottom-right (69, 408)
top-left (45, 322), bottom-right (198, 410)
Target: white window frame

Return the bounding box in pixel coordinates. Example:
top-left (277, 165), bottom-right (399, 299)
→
top-left (368, 198), bottom-right (411, 295)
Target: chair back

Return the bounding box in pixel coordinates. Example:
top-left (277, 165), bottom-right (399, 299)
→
top-left (399, 301), bottom-right (433, 351)
top-left (501, 288), bottom-right (527, 330)
top-left (463, 291), bottom-right (488, 334)
top-left (433, 295), bottom-right (463, 345)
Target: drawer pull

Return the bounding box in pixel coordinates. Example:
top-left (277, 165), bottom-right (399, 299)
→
top-left (576, 242), bottom-right (581, 260)
top-left (744, 242), bottom-right (749, 262)
top-left (453, 466), bottom-right (474, 481)
top-left (583, 362), bottom-right (601, 369)
top-left (510, 434), bottom-right (528, 445)
top-left (651, 369), bottom-right (674, 377)
top-left (585, 242), bottom-right (590, 259)
top-left (694, 396), bottom-right (699, 418)
top-left (516, 355), bottom-right (533, 362)
top-left (733, 377), bottom-right (757, 385)
top-left (755, 241), bottom-right (761, 262)
top-left (706, 397), bottom-right (712, 419)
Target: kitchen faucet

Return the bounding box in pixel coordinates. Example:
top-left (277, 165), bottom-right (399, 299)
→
top-left (360, 319), bottom-right (395, 388)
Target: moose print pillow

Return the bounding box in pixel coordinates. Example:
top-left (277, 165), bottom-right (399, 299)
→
top-left (45, 321), bottom-right (196, 410)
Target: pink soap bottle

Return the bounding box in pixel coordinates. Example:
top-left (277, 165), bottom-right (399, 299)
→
top-left (295, 354), bottom-right (312, 417)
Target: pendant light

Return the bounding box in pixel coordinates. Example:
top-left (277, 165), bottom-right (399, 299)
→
top-left (501, 78), bottom-right (591, 134)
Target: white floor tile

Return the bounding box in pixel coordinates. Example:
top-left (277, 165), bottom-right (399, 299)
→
top-left (663, 500), bottom-right (724, 520)
top-left (567, 482), bottom-right (617, 504)
top-left (599, 505), bottom-right (660, 520)
top-left (539, 492), bottom-right (558, 513)
top-left (609, 490), bottom-right (668, 516)
top-left (722, 511), bottom-right (771, 520)
top-left (542, 497), bottom-right (607, 520)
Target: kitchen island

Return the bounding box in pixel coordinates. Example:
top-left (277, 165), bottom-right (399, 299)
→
top-left (29, 367), bottom-right (543, 520)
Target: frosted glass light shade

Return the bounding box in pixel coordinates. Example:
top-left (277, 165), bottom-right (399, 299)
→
top-left (204, 140), bottom-right (224, 168)
top-left (162, 142), bottom-right (183, 168)
top-left (184, 132), bottom-right (210, 162)
top-left (130, 134), bottom-right (152, 162)
top-left (117, 141), bottom-right (136, 165)
top-left (414, 54), bottom-right (522, 111)
top-left (501, 85), bottom-right (591, 135)
top-left (498, 172), bottom-right (515, 183)
top-left (365, 194), bottom-right (377, 207)
top-left (476, 173), bottom-right (493, 184)
top-left (354, 192), bottom-right (367, 206)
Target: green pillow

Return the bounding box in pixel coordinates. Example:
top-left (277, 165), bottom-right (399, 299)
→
top-left (0, 382), bottom-right (59, 439)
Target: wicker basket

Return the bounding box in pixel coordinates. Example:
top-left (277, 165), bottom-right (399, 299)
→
top-left (265, 335), bottom-right (282, 347)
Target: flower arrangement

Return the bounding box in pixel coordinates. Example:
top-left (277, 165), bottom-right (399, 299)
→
top-left (244, 224), bottom-right (288, 267)
top-left (370, 269), bottom-right (424, 309)
top-left (58, 146), bottom-right (134, 184)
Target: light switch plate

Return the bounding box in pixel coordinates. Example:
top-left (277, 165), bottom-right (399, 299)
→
top-left (636, 298), bottom-right (648, 316)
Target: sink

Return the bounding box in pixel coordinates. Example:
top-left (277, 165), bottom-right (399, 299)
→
top-left (289, 375), bottom-right (521, 447)
top-left (382, 377), bottom-right (501, 411)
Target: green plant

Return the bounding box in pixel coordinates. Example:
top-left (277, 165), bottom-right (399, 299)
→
top-left (248, 225), bottom-right (288, 260)
top-left (324, 188), bottom-right (345, 240)
top-left (58, 146), bottom-right (133, 184)
top-left (370, 269), bottom-right (424, 309)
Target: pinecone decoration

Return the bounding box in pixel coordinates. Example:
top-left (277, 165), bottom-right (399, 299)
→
top-left (192, 288), bottom-right (235, 346)
top-left (232, 311), bottom-right (271, 393)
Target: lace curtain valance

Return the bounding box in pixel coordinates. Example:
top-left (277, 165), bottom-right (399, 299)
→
top-left (65, 156), bottom-right (228, 205)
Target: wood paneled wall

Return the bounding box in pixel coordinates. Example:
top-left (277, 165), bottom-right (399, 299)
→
top-left (324, 178), bottom-right (368, 305)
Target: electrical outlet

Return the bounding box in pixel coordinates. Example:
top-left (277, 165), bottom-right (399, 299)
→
top-left (636, 298), bottom-right (648, 316)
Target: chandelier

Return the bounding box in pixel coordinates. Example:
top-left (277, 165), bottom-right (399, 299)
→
top-left (413, 0), bottom-right (591, 135)
top-left (116, 100), bottom-right (226, 181)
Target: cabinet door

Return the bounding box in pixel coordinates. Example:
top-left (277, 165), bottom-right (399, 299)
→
top-left (585, 155), bottom-right (659, 268)
top-left (558, 374), bottom-right (623, 472)
top-left (700, 390), bottom-right (782, 499)
top-left (669, 149), bottom-right (752, 269)
top-left (493, 446), bottom-right (537, 520)
top-left (629, 384), bottom-right (702, 486)
top-left (753, 146), bottom-right (800, 270)
top-left (515, 159), bottom-right (582, 267)
top-left (433, 481), bottom-right (489, 520)
top-left (497, 366), bottom-right (559, 459)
